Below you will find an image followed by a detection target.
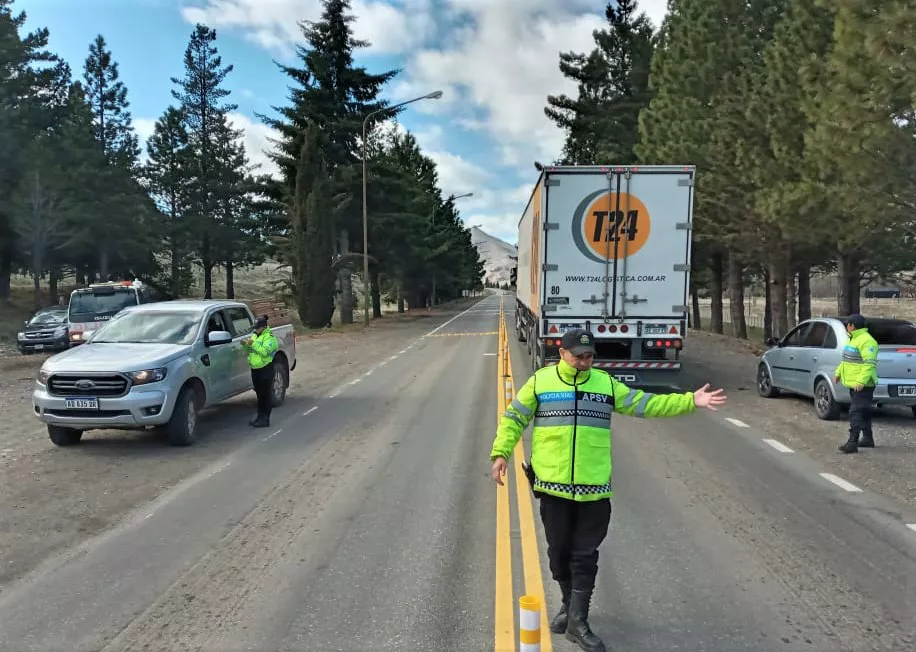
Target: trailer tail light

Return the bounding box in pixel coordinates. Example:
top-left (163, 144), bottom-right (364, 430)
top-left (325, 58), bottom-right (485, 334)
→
top-left (896, 348), bottom-right (916, 353)
top-left (608, 325), bottom-right (618, 333)
top-left (620, 325), bottom-right (629, 333)
top-left (645, 339), bottom-right (681, 349)
top-left (597, 324), bottom-right (606, 333)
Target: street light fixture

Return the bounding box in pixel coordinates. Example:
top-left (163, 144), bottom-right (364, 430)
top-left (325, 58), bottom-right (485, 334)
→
top-left (362, 90), bottom-right (444, 326)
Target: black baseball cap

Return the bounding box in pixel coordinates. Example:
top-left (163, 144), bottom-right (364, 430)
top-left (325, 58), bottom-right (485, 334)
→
top-left (254, 314), bottom-right (268, 329)
top-left (845, 314), bottom-right (866, 329)
top-left (561, 329), bottom-right (596, 355)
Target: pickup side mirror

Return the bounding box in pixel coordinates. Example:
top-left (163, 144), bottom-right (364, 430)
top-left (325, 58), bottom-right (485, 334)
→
top-left (206, 330), bottom-right (233, 346)
top-left (765, 336), bottom-right (780, 347)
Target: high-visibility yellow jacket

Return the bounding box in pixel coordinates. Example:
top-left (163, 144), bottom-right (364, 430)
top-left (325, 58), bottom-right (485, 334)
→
top-left (489, 359), bottom-right (697, 501)
top-left (834, 327), bottom-right (879, 388)
top-left (245, 327), bottom-right (279, 370)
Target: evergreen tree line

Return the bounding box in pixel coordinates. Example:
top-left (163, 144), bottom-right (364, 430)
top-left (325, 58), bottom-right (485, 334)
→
top-left (0, 0), bottom-right (484, 329)
top-left (544, 0), bottom-right (916, 340)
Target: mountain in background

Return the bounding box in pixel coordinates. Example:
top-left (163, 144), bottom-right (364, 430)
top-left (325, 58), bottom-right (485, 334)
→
top-left (470, 226), bottom-right (517, 287)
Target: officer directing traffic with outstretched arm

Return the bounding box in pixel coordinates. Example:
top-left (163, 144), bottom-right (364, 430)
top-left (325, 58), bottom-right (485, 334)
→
top-left (489, 329), bottom-right (726, 652)
top-left (834, 313), bottom-right (878, 454)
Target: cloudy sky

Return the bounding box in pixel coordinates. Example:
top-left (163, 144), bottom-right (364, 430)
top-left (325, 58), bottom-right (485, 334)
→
top-left (21, 0), bottom-right (668, 244)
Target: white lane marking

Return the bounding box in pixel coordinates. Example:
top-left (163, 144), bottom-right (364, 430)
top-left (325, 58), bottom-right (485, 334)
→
top-left (819, 473), bottom-right (862, 493)
top-left (262, 429), bottom-right (283, 442)
top-left (907, 524), bottom-right (916, 533)
top-left (348, 378), bottom-right (360, 385)
top-left (302, 406), bottom-right (318, 417)
top-left (328, 391), bottom-right (339, 398)
top-left (363, 370), bottom-right (373, 377)
top-left (144, 513), bottom-right (153, 520)
top-left (399, 349), bottom-right (408, 354)
top-left (388, 355), bottom-right (398, 362)
top-left (425, 299), bottom-right (488, 336)
top-left (206, 461), bottom-right (232, 478)
top-left (484, 353), bottom-right (497, 356)
top-left (763, 438), bottom-right (794, 453)
top-left (724, 417), bottom-right (749, 428)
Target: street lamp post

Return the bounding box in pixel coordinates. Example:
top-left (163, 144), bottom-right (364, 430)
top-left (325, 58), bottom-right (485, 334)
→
top-left (362, 90), bottom-right (443, 326)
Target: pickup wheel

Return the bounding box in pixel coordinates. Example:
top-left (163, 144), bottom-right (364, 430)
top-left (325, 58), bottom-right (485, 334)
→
top-left (47, 425), bottom-right (83, 446)
top-left (166, 385), bottom-right (201, 446)
top-left (271, 360), bottom-right (289, 407)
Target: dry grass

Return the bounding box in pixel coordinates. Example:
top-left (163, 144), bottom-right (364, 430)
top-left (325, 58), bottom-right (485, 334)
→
top-left (698, 297), bottom-right (916, 331)
top-left (1, 261), bottom-right (451, 345)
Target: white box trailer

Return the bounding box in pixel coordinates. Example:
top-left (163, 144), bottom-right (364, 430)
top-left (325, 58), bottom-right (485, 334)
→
top-left (514, 164), bottom-right (695, 386)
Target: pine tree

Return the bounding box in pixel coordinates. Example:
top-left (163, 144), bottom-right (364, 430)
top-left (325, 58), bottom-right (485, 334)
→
top-left (82, 34), bottom-right (143, 280)
top-left (171, 23), bottom-right (237, 298)
top-left (261, 0), bottom-right (398, 322)
top-left (141, 106), bottom-right (193, 297)
top-left (545, 0), bottom-right (656, 164)
top-left (291, 123), bottom-right (336, 328)
top-left (0, 0), bottom-right (68, 299)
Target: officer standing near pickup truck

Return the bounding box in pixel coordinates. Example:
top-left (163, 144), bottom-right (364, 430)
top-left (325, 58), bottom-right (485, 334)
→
top-left (489, 329), bottom-right (727, 652)
top-left (242, 315), bottom-right (279, 428)
top-left (834, 313), bottom-right (879, 454)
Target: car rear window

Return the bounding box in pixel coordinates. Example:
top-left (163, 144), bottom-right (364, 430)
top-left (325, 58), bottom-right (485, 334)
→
top-left (867, 321), bottom-right (916, 346)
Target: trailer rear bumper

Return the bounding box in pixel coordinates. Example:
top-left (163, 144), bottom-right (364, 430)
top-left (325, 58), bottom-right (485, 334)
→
top-left (543, 357), bottom-right (682, 388)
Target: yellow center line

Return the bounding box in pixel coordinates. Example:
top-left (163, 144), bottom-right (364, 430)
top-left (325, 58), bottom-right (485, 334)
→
top-left (494, 299), bottom-right (553, 652)
top-left (495, 297), bottom-right (515, 651)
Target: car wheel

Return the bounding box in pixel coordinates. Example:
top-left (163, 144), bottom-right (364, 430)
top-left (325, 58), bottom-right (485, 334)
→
top-left (813, 378), bottom-right (841, 420)
top-left (271, 361), bottom-right (288, 407)
top-left (166, 385), bottom-right (200, 446)
top-left (757, 363), bottom-right (779, 398)
top-left (48, 425), bottom-right (82, 446)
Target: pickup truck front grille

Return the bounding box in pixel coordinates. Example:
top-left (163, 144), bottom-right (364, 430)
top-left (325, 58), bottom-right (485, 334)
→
top-left (48, 374), bottom-right (129, 397)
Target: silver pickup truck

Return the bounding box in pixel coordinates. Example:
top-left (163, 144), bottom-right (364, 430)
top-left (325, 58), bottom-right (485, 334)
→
top-left (32, 300), bottom-right (297, 446)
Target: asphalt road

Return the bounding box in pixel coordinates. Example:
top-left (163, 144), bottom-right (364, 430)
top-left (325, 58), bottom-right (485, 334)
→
top-left (0, 293), bottom-right (914, 652)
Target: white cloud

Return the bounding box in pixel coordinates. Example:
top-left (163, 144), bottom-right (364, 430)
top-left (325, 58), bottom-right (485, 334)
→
top-left (225, 112), bottom-right (280, 177)
top-left (173, 0), bottom-right (670, 242)
top-left (179, 0), bottom-right (436, 56)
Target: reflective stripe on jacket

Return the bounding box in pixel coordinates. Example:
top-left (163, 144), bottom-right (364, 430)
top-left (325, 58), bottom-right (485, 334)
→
top-left (489, 359), bottom-right (696, 502)
top-left (834, 327), bottom-right (878, 388)
top-left (245, 326), bottom-right (279, 370)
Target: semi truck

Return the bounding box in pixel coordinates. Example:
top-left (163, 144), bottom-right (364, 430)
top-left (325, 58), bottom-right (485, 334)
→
top-left (514, 164), bottom-right (696, 387)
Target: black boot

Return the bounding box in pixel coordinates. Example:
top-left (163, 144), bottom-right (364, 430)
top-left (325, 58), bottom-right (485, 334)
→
top-left (250, 415), bottom-right (269, 428)
top-left (858, 429), bottom-right (875, 447)
top-left (565, 589), bottom-right (606, 652)
top-left (549, 580), bottom-right (572, 634)
top-left (838, 429), bottom-right (858, 454)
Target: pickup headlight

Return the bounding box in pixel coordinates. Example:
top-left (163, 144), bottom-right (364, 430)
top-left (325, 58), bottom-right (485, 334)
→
top-left (38, 369), bottom-right (51, 385)
top-left (17, 332), bottom-right (25, 340)
top-left (128, 368), bottom-right (167, 385)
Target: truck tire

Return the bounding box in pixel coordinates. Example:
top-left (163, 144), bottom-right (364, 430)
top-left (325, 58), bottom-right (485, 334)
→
top-left (271, 359), bottom-right (289, 407)
top-left (166, 385), bottom-right (200, 446)
top-left (48, 425), bottom-right (83, 446)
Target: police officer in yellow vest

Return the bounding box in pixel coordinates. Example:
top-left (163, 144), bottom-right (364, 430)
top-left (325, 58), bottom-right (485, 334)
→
top-left (489, 329), bottom-right (726, 652)
top-left (834, 314), bottom-right (879, 454)
top-left (242, 315), bottom-right (279, 428)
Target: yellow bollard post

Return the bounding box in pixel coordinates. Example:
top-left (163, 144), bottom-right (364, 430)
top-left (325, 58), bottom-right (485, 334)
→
top-left (519, 595), bottom-right (541, 651)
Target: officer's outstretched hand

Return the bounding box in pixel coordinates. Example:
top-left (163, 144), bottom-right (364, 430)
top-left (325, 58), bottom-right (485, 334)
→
top-left (693, 383), bottom-right (727, 411)
top-left (491, 457), bottom-right (508, 486)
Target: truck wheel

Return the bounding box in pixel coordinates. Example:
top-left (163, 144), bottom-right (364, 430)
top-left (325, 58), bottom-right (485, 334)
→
top-left (48, 425), bottom-right (82, 446)
top-left (813, 378), bottom-right (841, 421)
top-left (166, 385), bottom-right (200, 446)
top-left (271, 360), bottom-right (289, 407)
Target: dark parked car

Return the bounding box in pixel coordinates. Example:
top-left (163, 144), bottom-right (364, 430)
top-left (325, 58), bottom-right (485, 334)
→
top-left (17, 307), bottom-right (70, 355)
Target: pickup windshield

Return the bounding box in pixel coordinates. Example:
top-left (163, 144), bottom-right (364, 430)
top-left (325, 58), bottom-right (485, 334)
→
top-left (91, 311), bottom-right (203, 345)
top-left (69, 289), bottom-right (138, 322)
